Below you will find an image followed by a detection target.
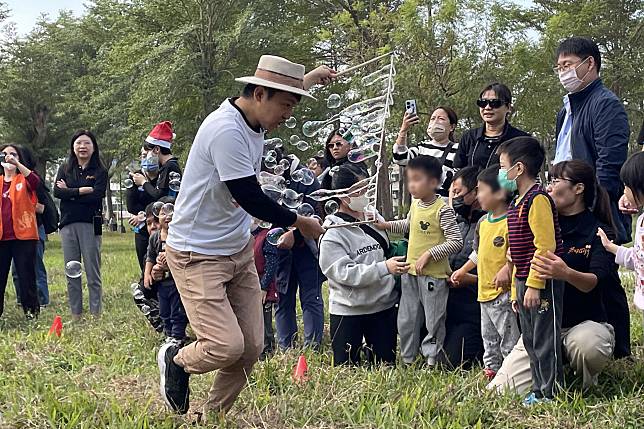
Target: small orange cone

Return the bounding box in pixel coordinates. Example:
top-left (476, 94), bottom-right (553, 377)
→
top-left (48, 315), bottom-right (63, 337)
top-left (292, 354), bottom-right (309, 383)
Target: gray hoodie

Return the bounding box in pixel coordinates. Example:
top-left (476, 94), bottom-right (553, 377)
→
top-left (319, 214), bottom-right (399, 316)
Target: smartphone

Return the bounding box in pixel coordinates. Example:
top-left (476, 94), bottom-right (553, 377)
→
top-left (405, 99), bottom-right (417, 116)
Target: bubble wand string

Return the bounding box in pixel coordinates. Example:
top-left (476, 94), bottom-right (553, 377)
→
top-left (334, 52), bottom-right (393, 77)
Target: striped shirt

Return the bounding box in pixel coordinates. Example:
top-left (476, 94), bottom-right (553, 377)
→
top-left (392, 140), bottom-right (459, 195)
top-left (388, 196), bottom-right (463, 261)
top-left (508, 184), bottom-right (563, 289)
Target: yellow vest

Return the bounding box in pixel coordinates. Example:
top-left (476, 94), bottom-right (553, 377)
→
top-left (477, 213), bottom-right (509, 302)
top-left (407, 198), bottom-right (451, 278)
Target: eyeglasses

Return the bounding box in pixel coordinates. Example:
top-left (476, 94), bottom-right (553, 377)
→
top-left (476, 99), bottom-right (505, 109)
top-left (548, 177), bottom-right (575, 186)
top-left (552, 57), bottom-right (589, 74)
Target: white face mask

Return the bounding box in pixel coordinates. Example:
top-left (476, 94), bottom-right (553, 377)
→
top-left (558, 57), bottom-right (590, 93)
top-left (1, 162), bottom-right (16, 170)
top-left (348, 195), bottom-right (370, 212)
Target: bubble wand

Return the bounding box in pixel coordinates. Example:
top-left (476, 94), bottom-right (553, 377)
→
top-left (334, 52), bottom-right (393, 78)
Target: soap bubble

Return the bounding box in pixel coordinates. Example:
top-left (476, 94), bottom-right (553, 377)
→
top-left (316, 150), bottom-right (324, 158)
top-left (296, 203), bottom-right (315, 217)
top-left (265, 149), bottom-right (277, 159)
top-left (261, 185), bottom-right (283, 204)
top-left (152, 201), bottom-right (164, 217)
top-left (364, 204), bottom-right (377, 222)
top-left (282, 189), bottom-right (304, 209)
top-left (279, 158), bottom-right (290, 170)
top-left (308, 188), bottom-right (336, 202)
top-left (290, 135), bottom-right (300, 145)
top-left (169, 171), bottom-right (181, 180)
top-left (302, 118), bottom-right (337, 138)
top-left (285, 116), bottom-right (297, 128)
top-left (169, 178), bottom-right (181, 192)
top-left (296, 141), bottom-right (310, 151)
top-left (123, 178), bottom-right (134, 189)
top-left (298, 168), bottom-right (316, 185)
top-left (65, 260), bottom-right (83, 279)
top-left (264, 157), bottom-right (277, 169)
top-left (259, 171), bottom-right (286, 189)
top-left (327, 93), bottom-right (342, 109)
top-left (161, 203), bottom-right (174, 216)
top-left (265, 137), bottom-right (283, 148)
top-left (273, 165), bottom-right (285, 176)
top-left (258, 220), bottom-right (272, 229)
top-left (348, 143), bottom-right (379, 163)
top-left (324, 200), bottom-right (339, 215)
top-left (267, 228), bottom-right (286, 246)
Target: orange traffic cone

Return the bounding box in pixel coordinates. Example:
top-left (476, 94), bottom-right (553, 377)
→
top-left (48, 315), bottom-right (63, 337)
top-left (292, 354), bottom-right (309, 383)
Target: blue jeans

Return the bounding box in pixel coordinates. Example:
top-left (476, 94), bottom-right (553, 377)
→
top-left (13, 224), bottom-right (49, 306)
top-left (275, 247), bottom-right (324, 349)
top-left (157, 280), bottom-right (188, 339)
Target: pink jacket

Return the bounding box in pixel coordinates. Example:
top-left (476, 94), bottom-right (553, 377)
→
top-left (615, 213), bottom-right (644, 310)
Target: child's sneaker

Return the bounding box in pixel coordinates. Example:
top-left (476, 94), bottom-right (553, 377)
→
top-left (483, 368), bottom-right (497, 381)
top-left (522, 393), bottom-right (553, 407)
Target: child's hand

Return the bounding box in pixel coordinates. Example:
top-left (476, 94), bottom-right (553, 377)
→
top-left (450, 268), bottom-right (465, 287)
top-left (415, 251), bottom-right (432, 275)
top-left (386, 256), bottom-right (410, 275)
top-left (156, 252), bottom-right (167, 266)
top-left (523, 286), bottom-right (541, 309)
top-left (373, 219), bottom-right (390, 231)
top-left (143, 272), bottom-right (153, 289)
top-left (493, 264), bottom-right (511, 291)
top-left (151, 264), bottom-right (165, 281)
top-left (597, 227), bottom-right (618, 254)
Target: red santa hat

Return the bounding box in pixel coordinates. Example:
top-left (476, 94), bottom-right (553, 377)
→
top-left (145, 121), bottom-right (175, 149)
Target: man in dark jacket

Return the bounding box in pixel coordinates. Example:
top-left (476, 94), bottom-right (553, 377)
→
top-left (553, 37), bottom-right (630, 244)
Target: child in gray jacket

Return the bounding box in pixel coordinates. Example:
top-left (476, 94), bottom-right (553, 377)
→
top-left (319, 164), bottom-right (409, 366)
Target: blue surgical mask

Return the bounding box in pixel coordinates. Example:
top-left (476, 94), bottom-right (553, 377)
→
top-left (498, 164), bottom-right (519, 193)
top-left (142, 156), bottom-right (159, 172)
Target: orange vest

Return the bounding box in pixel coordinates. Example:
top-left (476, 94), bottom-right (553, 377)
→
top-left (0, 174), bottom-right (38, 240)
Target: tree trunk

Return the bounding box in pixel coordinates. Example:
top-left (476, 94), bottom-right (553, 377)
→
top-left (376, 140), bottom-right (393, 219)
top-left (105, 186), bottom-right (114, 223)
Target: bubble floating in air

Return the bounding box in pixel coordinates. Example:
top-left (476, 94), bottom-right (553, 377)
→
top-left (289, 135), bottom-right (300, 145)
top-left (265, 137), bottom-right (283, 149)
top-left (324, 200), bottom-right (339, 215)
top-left (296, 141), bottom-right (310, 151)
top-left (285, 117), bottom-right (297, 129)
top-left (296, 203), bottom-right (315, 217)
top-left (261, 185), bottom-right (283, 204)
top-left (152, 201), bottom-right (164, 217)
top-left (327, 93), bottom-right (342, 109)
top-left (267, 228), bottom-right (286, 246)
top-left (123, 178), bottom-right (134, 189)
top-left (161, 203), bottom-right (174, 216)
top-left (279, 158), bottom-right (290, 170)
top-left (282, 189), bottom-right (304, 209)
top-left (273, 165), bottom-right (285, 176)
top-left (264, 157), bottom-right (277, 169)
top-left (65, 260), bottom-right (83, 279)
top-left (169, 178), bottom-right (181, 192)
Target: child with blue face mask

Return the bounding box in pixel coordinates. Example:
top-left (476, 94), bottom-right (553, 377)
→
top-left (496, 136), bottom-right (564, 406)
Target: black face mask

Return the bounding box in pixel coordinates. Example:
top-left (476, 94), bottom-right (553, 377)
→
top-left (452, 195), bottom-right (469, 216)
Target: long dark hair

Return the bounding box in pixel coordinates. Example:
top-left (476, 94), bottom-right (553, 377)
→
top-left (64, 130), bottom-right (105, 175)
top-left (324, 127), bottom-right (345, 167)
top-left (0, 144), bottom-right (27, 175)
top-left (432, 106), bottom-right (458, 142)
top-left (550, 160), bottom-right (615, 232)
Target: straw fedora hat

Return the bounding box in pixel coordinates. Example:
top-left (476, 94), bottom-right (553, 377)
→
top-left (235, 55), bottom-right (315, 100)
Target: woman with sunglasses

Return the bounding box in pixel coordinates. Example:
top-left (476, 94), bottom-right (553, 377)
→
top-left (488, 160), bottom-right (629, 395)
top-left (393, 106), bottom-right (459, 197)
top-left (0, 144), bottom-right (41, 319)
top-left (320, 129), bottom-right (369, 190)
top-left (453, 83), bottom-right (529, 171)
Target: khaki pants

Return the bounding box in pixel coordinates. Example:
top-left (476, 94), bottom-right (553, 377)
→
top-left (487, 320), bottom-right (615, 394)
top-left (166, 240), bottom-right (263, 413)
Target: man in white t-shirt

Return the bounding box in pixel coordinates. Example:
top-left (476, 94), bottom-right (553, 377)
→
top-left (157, 55), bottom-right (334, 418)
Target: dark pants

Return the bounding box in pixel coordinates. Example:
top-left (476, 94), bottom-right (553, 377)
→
top-left (13, 224), bottom-right (49, 305)
top-left (437, 322), bottom-right (484, 370)
top-left (262, 302), bottom-right (276, 358)
top-left (275, 250), bottom-right (324, 349)
top-left (132, 281), bottom-right (163, 332)
top-left (516, 278), bottom-right (564, 399)
top-left (603, 279), bottom-right (631, 358)
top-left (157, 281), bottom-right (188, 339)
top-left (329, 306), bottom-right (398, 366)
top-left (134, 232), bottom-right (149, 274)
top-left (0, 240), bottom-right (39, 316)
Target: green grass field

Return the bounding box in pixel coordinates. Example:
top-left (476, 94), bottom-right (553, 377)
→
top-left (0, 232), bottom-right (642, 428)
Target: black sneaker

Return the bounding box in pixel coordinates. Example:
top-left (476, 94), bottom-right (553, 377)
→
top-left (157, 341), bottom-right (190, 414)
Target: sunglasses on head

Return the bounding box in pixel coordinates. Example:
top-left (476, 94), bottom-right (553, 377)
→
top-left (476, 98), bottom-right (505, 109)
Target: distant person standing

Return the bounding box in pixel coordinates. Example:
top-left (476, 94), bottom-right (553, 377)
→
top-left (553, 37), bottom-right (630, 244)
top-left (54, 130), bottom-right (108, 321)
top-left (131, 121), bottom-right (182, 201)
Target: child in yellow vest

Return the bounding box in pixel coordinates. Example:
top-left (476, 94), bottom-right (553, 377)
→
top-left (377, 155), bottom-right (463, 365)
top-left (451, 166), bottom-right (519, 380)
